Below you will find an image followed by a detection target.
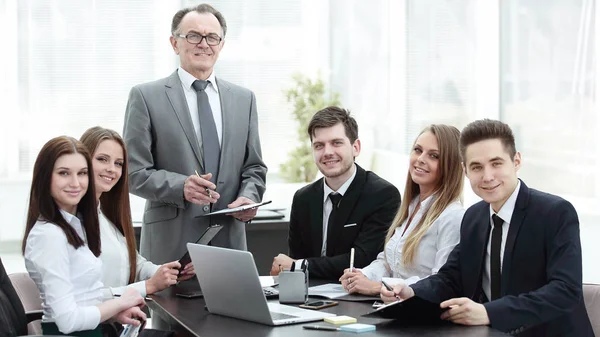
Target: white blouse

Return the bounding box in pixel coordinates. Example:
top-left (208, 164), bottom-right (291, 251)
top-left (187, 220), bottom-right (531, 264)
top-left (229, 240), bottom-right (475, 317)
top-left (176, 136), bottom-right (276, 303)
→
top-left (25, 210), bottom-right (103, 334)
top-left (361, 195), bottom-right (464, 286)
top-left (98, 208), bottom-right (159, 297)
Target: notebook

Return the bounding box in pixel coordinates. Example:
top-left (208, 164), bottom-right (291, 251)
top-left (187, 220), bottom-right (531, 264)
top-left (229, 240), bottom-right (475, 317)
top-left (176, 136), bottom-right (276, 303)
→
top-left (187, 243), bottom-right (335, 326)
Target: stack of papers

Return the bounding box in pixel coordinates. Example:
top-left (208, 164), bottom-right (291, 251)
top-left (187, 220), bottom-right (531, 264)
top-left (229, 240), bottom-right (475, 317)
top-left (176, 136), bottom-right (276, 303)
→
top-left (324, 316), bottom-right (357, 325)
top-left (340, 323), bottom-right (376, 333)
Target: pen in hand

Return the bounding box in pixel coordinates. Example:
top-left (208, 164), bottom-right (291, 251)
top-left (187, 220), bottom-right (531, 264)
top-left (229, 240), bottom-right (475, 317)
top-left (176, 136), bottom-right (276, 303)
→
top-left (349, 247), bottom-right (355, 272)
top-left (195, 170), bottom-right (212, 199)
top-left (381, 279), bottom-right (402, 302)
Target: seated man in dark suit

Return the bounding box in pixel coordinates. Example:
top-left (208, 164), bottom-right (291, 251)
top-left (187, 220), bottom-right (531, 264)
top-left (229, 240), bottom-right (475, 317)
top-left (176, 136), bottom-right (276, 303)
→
top-left (381, 119), bottom-right (594, 337)
top-left (270, 106), bottom-right (400, 279)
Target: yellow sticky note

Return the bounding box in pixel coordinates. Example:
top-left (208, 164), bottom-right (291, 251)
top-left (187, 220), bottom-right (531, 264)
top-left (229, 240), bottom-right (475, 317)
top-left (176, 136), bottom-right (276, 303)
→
top-left (324, 315), bottom-right (357, 325)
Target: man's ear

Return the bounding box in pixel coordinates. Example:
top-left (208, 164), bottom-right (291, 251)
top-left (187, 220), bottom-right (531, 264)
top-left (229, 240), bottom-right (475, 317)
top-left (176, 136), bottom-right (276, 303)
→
top-left (461, 162), bottom-right (467, 176)
top-left (513, 152), bottom-right (522, 171)
top-left (170, 35), bottom-right (179, 54)
top-left (352, 139), bottom-right (361, 157)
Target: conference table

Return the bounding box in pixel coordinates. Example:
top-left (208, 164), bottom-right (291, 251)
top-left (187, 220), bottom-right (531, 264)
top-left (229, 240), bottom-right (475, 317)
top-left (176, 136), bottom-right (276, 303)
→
top-left (147, 280), bottom-right (508, 337)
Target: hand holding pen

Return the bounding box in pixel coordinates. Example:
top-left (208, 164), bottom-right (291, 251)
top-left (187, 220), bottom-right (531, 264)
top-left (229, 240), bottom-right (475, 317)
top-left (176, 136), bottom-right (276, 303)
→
top-left (183, 171), bottom-right (220, 205)
top-left (380, 280), bottom-right (415, 304)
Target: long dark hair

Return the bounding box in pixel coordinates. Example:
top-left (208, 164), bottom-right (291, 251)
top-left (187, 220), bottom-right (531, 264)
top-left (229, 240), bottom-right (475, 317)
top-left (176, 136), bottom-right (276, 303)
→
top-left (22, 136), bottom-right (100, 256)
top-left (81, 126), bottom-right (137, 284)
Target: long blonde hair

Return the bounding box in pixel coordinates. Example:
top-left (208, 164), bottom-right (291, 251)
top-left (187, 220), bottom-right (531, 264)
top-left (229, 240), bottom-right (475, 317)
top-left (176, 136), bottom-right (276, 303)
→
top-left (385, 124), bottom-right (463, 266)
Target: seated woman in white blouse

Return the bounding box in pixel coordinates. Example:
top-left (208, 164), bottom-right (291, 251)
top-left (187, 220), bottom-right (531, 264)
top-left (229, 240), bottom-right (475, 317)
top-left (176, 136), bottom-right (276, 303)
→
top-left (80, 127), bottom-right (195, 298)
top-left (23, 136), bottom-right (146, 336)
top-left (340, 124), bottom-right (465, 295)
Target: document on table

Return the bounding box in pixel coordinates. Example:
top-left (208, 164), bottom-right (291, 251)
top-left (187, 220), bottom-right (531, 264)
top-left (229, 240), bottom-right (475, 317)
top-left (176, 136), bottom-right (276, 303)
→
top-left (308, 283), bottom-right (380, 302)
top-left (259, 276), bottom-right (279, 288)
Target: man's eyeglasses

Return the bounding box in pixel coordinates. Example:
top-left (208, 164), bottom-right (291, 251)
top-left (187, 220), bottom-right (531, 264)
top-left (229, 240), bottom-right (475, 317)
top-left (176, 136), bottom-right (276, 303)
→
top-left (175, 33), bottom-right (222, 46)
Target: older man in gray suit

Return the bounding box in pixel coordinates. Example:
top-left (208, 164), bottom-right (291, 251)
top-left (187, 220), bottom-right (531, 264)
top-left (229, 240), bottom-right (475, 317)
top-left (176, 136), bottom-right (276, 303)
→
top-left (123, 4), bottom-right (267, 265)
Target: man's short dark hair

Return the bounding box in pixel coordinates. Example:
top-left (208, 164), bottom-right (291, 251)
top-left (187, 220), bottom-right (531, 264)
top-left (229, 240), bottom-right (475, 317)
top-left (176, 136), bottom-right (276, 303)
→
top-left (459, 119), bottom-right (517, 161)
top-left (171, 3), bottom-right (227, 37)
top-left (307, 106), bottom-right (358, 143)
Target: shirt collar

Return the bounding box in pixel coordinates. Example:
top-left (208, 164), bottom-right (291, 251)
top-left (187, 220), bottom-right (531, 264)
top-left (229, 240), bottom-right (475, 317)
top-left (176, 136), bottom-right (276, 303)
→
top-left (489, 180), bottom-right (521, 225)
top-left (323, 164), bottom-right (357, 203)
top-left (409, 193), bottom-right (436, 212)
top-left (177, 66), bottom-right (219, 94)
top-left (58, 209), bottom-right (84, 234)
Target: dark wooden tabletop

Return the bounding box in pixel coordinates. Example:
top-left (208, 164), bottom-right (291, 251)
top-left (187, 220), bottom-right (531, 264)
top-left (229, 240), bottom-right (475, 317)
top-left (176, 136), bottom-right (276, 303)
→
top-left (148, 281), bottom-right (508, 337)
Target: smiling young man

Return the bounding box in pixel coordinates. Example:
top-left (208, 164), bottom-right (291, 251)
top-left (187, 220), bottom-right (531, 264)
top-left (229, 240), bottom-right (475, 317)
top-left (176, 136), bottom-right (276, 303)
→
top-left (123, 4), bottom-right (267, 265)
top-left (381, 119), bottom-right (593, 337)
top-left (270, 106), bottom-right (400, 279)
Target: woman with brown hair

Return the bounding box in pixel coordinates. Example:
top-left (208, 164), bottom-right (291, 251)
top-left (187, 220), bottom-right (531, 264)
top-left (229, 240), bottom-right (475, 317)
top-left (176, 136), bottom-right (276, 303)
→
top-left (80, 127), bottom-right (194, 298)
top-left (23, 136), bottom-right (146, 336)
top-left (340, 124), bottom-right (465, 295)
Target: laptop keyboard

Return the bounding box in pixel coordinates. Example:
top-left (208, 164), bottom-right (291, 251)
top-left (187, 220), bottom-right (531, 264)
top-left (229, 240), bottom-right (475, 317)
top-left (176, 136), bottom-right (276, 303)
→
top-left (263, 286), bottom-right (279, 298)
top-left (270, 311), bottom-right (299, 320)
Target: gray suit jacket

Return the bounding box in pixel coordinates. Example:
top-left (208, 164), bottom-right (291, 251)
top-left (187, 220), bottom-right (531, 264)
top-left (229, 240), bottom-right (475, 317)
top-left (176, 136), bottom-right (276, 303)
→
top-left (123, 70), bottom-right (267, 264)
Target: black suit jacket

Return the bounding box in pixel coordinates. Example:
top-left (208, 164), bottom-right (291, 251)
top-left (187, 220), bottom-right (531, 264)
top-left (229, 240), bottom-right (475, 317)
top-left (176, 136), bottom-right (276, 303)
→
top-left (411, 180), bottom-right (594, 336)
top-left (288, 164), bottom-right (400, 279)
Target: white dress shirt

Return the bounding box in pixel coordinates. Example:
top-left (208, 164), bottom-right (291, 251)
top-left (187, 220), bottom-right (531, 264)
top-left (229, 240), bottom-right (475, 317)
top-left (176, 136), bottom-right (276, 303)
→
top-left (178, 67), bottom-right (223, 146)
top-left (483, 180), bottom-right (521, 301)
top-left (24, 210), bottom-right (103, 334)
top-left (294, 164), bottom-right (358, 268)
top-left (98, 207), bottom-right (160, 298)
top-left (361, 195), bottom-right (464, 286)
top-left (321, 164), bottom-right (357, 256)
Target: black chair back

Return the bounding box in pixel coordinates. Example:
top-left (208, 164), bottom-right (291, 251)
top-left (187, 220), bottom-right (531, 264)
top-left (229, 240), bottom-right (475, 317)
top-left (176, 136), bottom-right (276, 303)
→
top-left (0, 257), bottom-right (28, 337)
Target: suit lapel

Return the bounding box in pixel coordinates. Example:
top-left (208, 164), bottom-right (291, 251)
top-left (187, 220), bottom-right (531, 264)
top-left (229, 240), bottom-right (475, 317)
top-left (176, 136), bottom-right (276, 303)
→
top-left (310, 181), bottom-right (325, 257)
top-left (215, 78), bottom-right (231, 183)
top-left (326, 165), bottom-right (366, 256)
top-left (501, 180), bottom-right (529, 296)
top-left (164, 71), bottom-right (203, 169)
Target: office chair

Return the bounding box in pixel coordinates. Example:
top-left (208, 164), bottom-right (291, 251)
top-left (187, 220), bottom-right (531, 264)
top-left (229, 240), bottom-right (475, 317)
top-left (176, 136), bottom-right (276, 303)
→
top-left (583, 283), bottom-right (600, 336)
top-left (9, 272), bottom-right (43, 335)
top-left (0, 257), bottom-right (42, 336)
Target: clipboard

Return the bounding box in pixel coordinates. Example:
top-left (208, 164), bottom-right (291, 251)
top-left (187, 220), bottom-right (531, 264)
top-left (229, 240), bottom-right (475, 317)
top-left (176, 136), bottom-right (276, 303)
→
top-left (362, 295), bottom-right (448, 324)
top-left (178, 224), bottom-right (223, 269)
top-left (199, 200), bottom-right (272, 216)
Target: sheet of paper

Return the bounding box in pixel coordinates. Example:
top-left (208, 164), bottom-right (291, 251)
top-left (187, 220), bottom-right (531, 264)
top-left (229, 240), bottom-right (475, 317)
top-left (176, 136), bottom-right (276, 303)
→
top-left (259, 276), bottom-right (278, 288)
top-left (308, 283), bottom-right (347, 299)
top-left (308, 283), bottom-right (381, 301)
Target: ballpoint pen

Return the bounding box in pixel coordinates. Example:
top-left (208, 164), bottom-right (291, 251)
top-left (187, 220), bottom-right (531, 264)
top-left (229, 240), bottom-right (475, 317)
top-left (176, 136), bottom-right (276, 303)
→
top-left (114, 294), bottom-right (153, 301)
top-left (303, 325), bottom-right (340, 331)
top-left (381, 279), bottom-right (401, 301)
top-left (349, 247), bottom-right (355, 272)
top-left (195, 170), bottom-right (212, 199)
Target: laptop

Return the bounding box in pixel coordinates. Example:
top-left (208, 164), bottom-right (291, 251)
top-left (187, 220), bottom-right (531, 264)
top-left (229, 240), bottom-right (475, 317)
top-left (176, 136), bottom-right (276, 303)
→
top-left (187, 243), bottom-right (335, 326)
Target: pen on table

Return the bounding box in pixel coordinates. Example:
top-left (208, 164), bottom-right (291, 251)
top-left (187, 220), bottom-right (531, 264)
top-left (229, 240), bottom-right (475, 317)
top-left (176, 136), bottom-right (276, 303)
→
top-left (349, 247), bottom-right (355, 272)
top-left (381, 279), bottom-right (401, 302)
top-left (303, 325), bottom-right (340, 331)
top-left (194, 170), bottom-right (212, 199)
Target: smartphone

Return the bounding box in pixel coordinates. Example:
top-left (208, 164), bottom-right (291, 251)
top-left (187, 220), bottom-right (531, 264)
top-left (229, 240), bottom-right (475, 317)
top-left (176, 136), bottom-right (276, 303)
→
top-left (299, 300), bottom-right (338, 310)
top-left (119, 320), bottom-right (146, 337)
top-left (175, 291), bottom-right (203, 299)
top-left (178, 225), bottom-right (223, 271)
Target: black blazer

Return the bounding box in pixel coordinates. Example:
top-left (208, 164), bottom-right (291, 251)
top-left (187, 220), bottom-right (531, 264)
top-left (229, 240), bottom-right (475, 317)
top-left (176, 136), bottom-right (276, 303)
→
top-left (288, 164), bottom-right (400, 279)
top-left (411, 180), bottom-right (594, 336)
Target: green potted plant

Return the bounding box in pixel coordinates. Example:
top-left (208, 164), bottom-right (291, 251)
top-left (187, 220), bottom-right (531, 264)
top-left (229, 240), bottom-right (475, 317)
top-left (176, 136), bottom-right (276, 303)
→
top-left (280, 73), bottom-right (340, 182)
